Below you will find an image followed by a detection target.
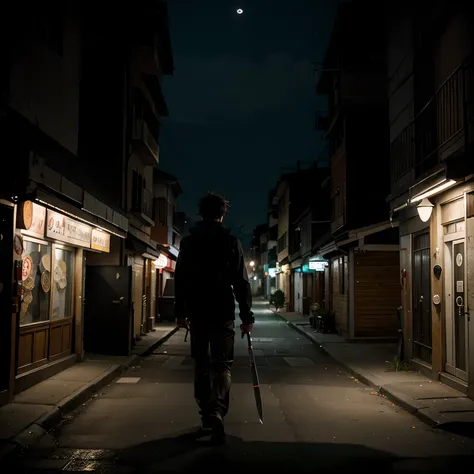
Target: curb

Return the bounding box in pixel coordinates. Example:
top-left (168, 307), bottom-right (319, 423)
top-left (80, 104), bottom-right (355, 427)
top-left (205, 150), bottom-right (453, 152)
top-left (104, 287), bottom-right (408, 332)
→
top-left (275, 312), bottom-right (446, 430)
top-left (3, 327), bottom-right (179, 459)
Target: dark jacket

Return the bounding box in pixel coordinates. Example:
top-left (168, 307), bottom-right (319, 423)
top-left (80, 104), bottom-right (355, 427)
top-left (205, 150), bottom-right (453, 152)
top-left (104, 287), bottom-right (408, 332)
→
top-left (174, 220), bottom-right (254, 325)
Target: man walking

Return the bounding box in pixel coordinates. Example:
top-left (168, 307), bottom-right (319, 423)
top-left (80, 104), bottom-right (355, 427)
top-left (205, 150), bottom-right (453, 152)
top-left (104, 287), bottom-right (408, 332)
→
top-left (174, 192), bottom-right (254, 439)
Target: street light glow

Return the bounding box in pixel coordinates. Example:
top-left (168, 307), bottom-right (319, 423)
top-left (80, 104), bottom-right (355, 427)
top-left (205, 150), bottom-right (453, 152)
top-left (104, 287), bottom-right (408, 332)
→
top-left (236, 8), bottom-right (243, 14)
top-left (249, 260), bottom-right (255, 267)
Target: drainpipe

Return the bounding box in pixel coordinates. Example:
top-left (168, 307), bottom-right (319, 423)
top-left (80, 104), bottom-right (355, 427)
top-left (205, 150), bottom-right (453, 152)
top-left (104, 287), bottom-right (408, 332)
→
top-left (390, 202), bottom-right (408, 228)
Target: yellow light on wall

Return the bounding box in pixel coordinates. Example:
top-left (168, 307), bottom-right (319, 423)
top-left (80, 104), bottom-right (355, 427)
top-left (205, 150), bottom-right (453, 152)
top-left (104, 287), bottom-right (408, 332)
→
top-left (417, 198), bottom-right (434, 222)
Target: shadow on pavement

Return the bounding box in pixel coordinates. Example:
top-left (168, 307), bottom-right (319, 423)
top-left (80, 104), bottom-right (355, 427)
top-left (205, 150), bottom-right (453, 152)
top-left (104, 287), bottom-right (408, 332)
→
top-left (438, 421), bottom-right (474, 440)
top-left (116, 428), bottom-right (474, 473)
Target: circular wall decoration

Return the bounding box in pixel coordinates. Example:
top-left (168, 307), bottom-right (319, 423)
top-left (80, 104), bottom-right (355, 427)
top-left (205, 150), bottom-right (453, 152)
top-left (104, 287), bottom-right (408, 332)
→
top-left (23, 275), bottom-right (35, 290)
top-left (18, 201), bottom-right (33, 230)
top-left (40, 254), bottom-right (51, 272)
top-left (456, 253), bottom-right (463, 267)
top-left (22, 256), bottom-right (33, 281)
top-left (41, 271), bottom-right (51, 293)
top-left (23, 290), bottom-right (33, 304)
top-left (432, 294), bottom-right (440, 305)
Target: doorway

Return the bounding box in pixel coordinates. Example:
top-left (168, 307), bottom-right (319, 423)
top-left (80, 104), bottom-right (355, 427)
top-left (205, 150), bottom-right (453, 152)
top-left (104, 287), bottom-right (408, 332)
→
top-left (294, 271), bottom-right (303, 313)
top-left (444, 233), bottom-right (469, 381)
top-left (412, 232), bottom-right (432, 364)
top-left (84, 265), bottom-right (132, 355)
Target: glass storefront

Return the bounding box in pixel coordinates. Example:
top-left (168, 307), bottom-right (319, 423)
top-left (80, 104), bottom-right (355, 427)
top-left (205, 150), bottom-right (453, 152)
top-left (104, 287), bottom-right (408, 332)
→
top-left (20, 240), bottom-right (51, 326)
top-left (52, 247), bottom-right (74, 320)
top-left (13, 201), bottom-right (113, 393)
top-left (18, 239), bottom-right (76, 374)
top-left (20, 242), bottom-right (75, 326)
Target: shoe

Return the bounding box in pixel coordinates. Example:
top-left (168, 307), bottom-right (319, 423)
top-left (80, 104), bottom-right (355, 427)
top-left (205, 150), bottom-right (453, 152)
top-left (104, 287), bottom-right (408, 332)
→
top-left (200, 416), bottom-right (212, 431)
top-left (209, 413), bottom-right (225, 438)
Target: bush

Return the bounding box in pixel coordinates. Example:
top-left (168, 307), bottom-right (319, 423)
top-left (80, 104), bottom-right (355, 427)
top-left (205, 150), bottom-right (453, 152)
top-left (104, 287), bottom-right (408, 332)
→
top-left (270, 290), bottom-right (285, 311)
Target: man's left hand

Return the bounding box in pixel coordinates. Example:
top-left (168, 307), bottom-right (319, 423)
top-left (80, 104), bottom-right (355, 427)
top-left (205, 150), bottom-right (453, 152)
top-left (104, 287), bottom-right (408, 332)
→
top-left (176, 317), bottom-right (187, 328)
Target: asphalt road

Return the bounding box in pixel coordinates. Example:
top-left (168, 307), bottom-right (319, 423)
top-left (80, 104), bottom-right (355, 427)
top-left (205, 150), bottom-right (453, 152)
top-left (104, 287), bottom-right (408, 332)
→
top-left (6, 300), bottom-right (474, 473)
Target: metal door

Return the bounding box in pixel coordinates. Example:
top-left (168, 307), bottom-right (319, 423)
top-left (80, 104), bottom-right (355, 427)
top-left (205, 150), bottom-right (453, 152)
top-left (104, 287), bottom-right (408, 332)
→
top-left (412, 233), bottom-right (432, 364)
top-left (84, 265), bottom-right (132, 355)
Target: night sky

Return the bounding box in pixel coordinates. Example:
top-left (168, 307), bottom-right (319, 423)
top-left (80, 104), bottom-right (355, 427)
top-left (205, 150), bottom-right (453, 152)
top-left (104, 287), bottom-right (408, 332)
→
top-left (160, 0), bottom-right (338, 241)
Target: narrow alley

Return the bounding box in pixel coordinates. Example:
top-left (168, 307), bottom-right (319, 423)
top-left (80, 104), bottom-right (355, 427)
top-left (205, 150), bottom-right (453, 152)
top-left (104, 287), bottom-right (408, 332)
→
top-left (5, 300), bottom-right (474, 473)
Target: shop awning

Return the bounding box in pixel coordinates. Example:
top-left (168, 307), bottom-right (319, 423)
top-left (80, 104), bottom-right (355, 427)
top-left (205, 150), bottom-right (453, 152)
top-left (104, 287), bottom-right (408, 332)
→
top-left (336, 220), bottom-right (395, 248)
top-left (126, 236), bottom-right (160, 259)
top-left (157, 244), bottom-right (178, 261)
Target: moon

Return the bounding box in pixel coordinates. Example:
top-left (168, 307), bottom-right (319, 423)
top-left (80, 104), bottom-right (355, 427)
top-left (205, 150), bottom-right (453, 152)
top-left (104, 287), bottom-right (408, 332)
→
top-left (236, 8), bottom-right (243, 15)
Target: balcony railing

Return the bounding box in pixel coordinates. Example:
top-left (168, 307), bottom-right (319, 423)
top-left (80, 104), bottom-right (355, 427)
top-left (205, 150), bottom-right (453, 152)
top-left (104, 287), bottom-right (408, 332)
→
top-left (132, 188), bottom-right (154, 225)
top-left (133, 117), bottom-right (160, 165)
top-left (390, 54), bottom-right (473, 185)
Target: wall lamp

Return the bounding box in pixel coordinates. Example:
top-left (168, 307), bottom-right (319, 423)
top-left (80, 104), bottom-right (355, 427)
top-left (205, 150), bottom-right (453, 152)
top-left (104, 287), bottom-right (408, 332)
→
top-left (417, 198), bottom-right (434, 222)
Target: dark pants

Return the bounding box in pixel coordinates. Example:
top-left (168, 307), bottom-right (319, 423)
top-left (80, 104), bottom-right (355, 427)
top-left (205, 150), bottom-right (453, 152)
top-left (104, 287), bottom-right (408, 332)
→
top-left (190, 320), bottom-right (235, 418)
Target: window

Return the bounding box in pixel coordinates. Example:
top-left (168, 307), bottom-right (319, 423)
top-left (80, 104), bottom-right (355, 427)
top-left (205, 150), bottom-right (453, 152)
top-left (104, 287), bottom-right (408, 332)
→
top-left (339, 256), bottom-right (345, 294)
top-left (20, 241), bottom-right (52, 326)
top-left (132, 170), bottom-right (144, 211)
top-left (278, 232), bottom-right (287, 253)
top-left (51, 247), bottom-right (74, 320)
top-left (157, 197), bottom-right (168, 226)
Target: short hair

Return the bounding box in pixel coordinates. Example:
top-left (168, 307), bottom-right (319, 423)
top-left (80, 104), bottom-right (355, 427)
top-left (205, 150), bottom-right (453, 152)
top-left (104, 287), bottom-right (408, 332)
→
top-left (198, 192), bottom-right (230, 221)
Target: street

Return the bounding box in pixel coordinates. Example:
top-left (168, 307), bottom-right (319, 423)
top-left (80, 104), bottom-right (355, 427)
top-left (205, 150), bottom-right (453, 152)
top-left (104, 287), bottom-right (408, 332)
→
top-left (7, 300), bottom-right (474, 473)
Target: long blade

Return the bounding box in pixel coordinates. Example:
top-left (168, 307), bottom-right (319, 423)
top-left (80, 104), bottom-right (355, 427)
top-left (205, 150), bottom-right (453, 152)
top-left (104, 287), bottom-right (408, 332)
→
top-left (246, 333), bottom-right (263, 424)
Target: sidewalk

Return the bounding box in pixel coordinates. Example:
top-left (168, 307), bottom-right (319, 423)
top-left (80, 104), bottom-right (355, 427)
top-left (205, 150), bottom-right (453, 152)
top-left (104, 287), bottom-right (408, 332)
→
top-left (274, 307), bottom-right (474, 435)
top-left (0, 323), bottom-right (177, 459)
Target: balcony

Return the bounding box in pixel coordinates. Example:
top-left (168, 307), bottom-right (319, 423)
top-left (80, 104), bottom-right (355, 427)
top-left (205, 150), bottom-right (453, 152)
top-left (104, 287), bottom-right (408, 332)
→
top-left (132, 117), bottom-right (160, 166)
top-left (132, 188), bottom-right (154, 226)
top-left (173, 211), bottom-right (185, 233)
top-left (390, 54), bottom-right (474, 193)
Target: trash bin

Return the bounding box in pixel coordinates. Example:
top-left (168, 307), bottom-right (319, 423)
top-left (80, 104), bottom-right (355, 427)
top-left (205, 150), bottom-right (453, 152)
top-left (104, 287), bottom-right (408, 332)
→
top-left (158, 278), bottom-right (175, 322)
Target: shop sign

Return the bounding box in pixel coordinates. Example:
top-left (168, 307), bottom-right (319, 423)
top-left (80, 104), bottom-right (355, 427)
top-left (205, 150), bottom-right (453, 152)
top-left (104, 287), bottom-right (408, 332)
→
top-left (154, 254), bottom-right (167, 269)
top-left (46, 210), bottom-right (91, 248)
top-left (309, 261), bottom-right (326, 271)
top-left (91, 228), bottom-right (110, 253)
top-left (19, 201), bottom-right (46, 239)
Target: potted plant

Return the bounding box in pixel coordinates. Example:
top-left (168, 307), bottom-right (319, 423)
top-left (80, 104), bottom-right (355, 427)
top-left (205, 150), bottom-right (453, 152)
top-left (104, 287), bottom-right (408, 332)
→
top-left (269, 290), bottom-right (285, 312)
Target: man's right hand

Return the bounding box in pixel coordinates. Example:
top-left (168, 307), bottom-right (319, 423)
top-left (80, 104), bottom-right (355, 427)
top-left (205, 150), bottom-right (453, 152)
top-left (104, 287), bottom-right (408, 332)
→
top-left (240, 323), bottom-right (253, 334)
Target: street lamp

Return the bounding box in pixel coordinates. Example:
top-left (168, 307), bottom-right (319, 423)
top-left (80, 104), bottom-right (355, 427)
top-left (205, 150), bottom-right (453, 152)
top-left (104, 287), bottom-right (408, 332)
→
top-left (249, 261), bottom-right (255, 267)
top-left (417, 198), bottom-right (434, 222)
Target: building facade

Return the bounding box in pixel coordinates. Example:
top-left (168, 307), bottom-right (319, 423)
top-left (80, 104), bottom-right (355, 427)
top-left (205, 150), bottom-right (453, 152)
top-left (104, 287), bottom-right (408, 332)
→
top-left (0, 1), bottom-right (176, 405)
top-left (387, 0), bottom-right (474, 397)
top-left (313, 0), bottom-right (401, 339)
top-left (0, 2), bottom-right (130, 403)
top-left (151, 169), bottom-right (183, 322)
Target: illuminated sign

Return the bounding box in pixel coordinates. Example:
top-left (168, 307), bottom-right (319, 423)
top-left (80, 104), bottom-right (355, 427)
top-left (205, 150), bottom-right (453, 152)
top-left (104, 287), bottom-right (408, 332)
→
top-left (154, 254), bottom-right (168, 269)
top-left (268, 268), bottom-right (277, 278)
top-left (91, 229), bottom-right (110, 253)
top-left (46, 210), bottom-right (91, 248)
top-left (309, 261), bottom-right (326, 271)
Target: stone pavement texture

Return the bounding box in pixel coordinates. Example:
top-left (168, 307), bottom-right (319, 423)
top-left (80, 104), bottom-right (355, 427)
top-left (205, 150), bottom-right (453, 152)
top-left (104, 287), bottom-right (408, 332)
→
top-left (3, 300), bottom-right (474, 472)
top-left (0, 323), bottom-right (177, 460)
top-left (276, 308), bottom-right (474, 435)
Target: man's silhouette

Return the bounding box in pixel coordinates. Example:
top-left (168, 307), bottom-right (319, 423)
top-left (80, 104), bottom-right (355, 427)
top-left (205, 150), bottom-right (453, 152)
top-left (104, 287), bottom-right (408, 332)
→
top-left (174, 192), bottom-right (254, 439)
